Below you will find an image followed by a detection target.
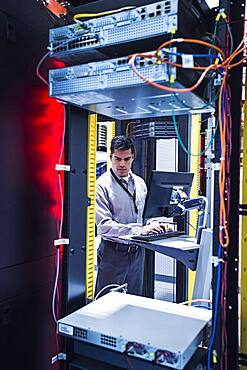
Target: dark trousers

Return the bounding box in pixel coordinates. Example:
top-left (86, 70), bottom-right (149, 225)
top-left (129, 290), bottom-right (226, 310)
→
top-left (95, 239), bottom-right (145, 298)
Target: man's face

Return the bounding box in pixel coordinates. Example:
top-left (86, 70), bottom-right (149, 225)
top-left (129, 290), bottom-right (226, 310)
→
top-left (110, 149), bottom-right (134, 178)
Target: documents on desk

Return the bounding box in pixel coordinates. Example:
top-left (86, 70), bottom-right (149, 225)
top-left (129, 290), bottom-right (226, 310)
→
top-left (57, 292), bottom-right (211, 369)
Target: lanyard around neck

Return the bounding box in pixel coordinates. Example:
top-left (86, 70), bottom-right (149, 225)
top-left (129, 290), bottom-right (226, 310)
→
top-left (110, 169), bottom-right (138, 213)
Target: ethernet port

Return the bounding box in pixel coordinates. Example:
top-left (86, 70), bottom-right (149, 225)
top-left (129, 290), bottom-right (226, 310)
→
top-left (149, 12), bottom-right (155, 18)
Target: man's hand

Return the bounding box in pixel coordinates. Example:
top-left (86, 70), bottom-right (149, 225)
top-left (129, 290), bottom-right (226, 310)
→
top-left (141, 222), bottom-right (171, 235)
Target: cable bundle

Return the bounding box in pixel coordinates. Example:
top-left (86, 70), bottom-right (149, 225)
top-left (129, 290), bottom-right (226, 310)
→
top-left (128, 12), bottom-right (245, 370)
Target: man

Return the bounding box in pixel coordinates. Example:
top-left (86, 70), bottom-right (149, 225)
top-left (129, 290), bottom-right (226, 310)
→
top-left (95, 135), bottom-right (165, 297)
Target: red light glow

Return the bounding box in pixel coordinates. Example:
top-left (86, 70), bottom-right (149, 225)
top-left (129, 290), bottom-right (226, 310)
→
top-left (22, 86), bottom-right (65, 220)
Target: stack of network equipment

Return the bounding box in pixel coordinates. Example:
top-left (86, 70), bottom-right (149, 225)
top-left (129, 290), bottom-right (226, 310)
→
top-left (97, 122), bottom-right (107, 151)
top-left (49, 0), bottom-right (210, 64)
top-left (131, 120), bottom-right (177, 139)
top-left (49, 1), bottom-right (211, 119)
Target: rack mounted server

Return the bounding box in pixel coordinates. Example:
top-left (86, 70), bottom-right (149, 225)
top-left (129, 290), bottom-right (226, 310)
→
top-left (57, 292), bottom-right (211, 369)
top-left (49, 0), bottom-right (210, 64)
top-left (49, 51), bottom-right (211, 120)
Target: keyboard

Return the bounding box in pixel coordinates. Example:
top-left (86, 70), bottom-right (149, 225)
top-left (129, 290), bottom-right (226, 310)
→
top-left (131, 230), bottom-right (184, 242)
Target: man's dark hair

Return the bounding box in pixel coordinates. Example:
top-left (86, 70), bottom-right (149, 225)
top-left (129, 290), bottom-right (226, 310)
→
top-left (110, 135), bottom-right (135, 156)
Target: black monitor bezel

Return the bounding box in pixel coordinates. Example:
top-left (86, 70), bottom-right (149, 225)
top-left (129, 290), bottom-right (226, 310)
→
top-left (143, 170), bottom-right (194, 222)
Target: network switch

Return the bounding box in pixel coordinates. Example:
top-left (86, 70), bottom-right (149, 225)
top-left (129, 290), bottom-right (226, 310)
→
top-left (49, 52), bottom-right (211, 120)
top-left (132, 120), bottom-right (177, 139)
top-left (49, 0), bottom-right (210, 64)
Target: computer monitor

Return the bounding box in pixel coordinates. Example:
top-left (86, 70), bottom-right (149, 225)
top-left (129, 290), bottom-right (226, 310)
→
top-left (143, 171), bottom-right (194, 222)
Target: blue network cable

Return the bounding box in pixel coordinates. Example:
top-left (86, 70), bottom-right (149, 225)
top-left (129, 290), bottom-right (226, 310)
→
top-left (170, 94), bottom-right (217, 157)
top-left (207, 244), bottom-right (222, 370)
top-left (162, 49), bottom-right (219, 59)
top-left (219, 86), bottom-right (226, 156)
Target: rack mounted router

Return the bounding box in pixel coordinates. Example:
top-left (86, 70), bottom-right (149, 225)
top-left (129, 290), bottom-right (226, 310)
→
top-left (49, 0), bottom-right (210, 64)
top-left (49, 51), bottom-right (211, 120)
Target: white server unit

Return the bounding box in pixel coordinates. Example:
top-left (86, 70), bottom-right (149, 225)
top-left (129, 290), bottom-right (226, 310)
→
top-left (57, 292), bottom-right (211, 369)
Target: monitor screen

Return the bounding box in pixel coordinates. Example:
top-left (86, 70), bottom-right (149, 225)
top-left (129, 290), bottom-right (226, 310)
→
top-left (143, 171), bottom-right (194, 221)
